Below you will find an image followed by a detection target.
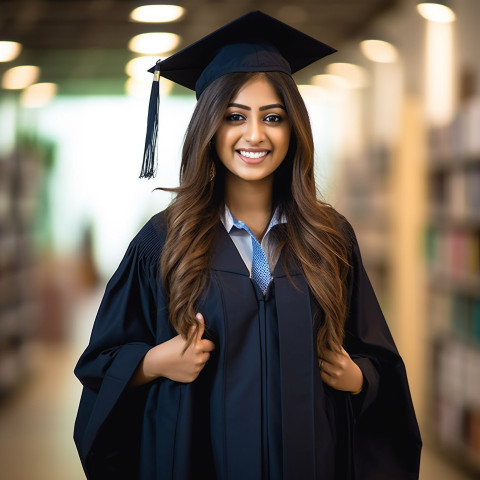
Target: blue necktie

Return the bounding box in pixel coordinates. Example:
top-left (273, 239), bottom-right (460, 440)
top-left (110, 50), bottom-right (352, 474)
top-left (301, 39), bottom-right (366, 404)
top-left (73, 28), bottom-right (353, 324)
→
top-left (233, 219), bottom-right (272, 293)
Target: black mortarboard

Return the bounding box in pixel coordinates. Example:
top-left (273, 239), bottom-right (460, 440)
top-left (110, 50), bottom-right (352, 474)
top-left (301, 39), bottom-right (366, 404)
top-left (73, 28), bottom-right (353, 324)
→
top-left (140, 10), bottom-right (336, 179)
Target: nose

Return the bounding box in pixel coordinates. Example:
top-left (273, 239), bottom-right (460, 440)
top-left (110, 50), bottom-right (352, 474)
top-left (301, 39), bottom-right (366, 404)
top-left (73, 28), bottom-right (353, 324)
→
top-left (244, 117), bottom-right (265, 144)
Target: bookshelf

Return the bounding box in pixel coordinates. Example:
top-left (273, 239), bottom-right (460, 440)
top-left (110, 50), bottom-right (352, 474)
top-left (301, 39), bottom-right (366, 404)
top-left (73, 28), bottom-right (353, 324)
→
top-left (426, 96), bottom-right (480, 473)
top-left (0, 149), bottom-right (41, 398)
top-left (335, 142), bottom-right (393, 314)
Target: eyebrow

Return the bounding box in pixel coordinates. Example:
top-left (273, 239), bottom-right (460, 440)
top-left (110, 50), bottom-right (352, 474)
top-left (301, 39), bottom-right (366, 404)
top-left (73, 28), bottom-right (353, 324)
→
top-left (228, 102), bottom-right (287, 111)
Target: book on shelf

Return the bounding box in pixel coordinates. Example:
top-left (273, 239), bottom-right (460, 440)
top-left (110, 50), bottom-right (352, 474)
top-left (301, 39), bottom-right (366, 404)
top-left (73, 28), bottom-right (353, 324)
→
top-left (429, 95), bottom-right (480, 158)
top-left (429, 166), bottom-right (480, 218)
top-left (426, 227), bottom-right (480, 282)
top-left (433, 338), bottom-right (480, 457)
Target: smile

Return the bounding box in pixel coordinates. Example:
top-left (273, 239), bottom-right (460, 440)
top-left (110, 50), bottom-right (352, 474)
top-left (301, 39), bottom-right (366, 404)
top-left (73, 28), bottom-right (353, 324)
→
top-left (238, 150), bottom-right (269, 159)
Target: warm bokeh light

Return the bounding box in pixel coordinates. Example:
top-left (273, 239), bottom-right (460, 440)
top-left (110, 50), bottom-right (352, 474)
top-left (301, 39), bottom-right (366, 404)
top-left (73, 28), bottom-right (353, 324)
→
top-left (0, 41), bottom-right (22, 62)
top-left (125, 76), bottom-right (174, 98)
top-left (128, 32), bottom-right (180, 55)
top-left (297, 84), bottom-right (328, 100)
top-left (125, 56), bottom-right (159, 79)
top-left (2, 65), bottom-right (40, 89)
top-left (311, 74), bottom-right (348, 89)
top-left (424, 20), bottom-right (455, 126)
top-left (130, 4), bottom-right (185, 23)
top-left (325, 63), bottom-right (369, 89)
top-left (360, 39), bottom-right (398, 63)
top-left (417, 2), bottom-right (456, 23)
top-left (20, 82), bottom-right (58, 108)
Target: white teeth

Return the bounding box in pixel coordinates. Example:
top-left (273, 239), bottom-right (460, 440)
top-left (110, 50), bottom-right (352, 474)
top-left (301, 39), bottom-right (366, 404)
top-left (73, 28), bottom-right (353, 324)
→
top-left (239, 150), bottom-right (268, 159)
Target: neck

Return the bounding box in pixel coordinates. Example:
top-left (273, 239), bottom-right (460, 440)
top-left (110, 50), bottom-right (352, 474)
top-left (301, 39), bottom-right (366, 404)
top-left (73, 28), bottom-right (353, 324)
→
top-left (224, 173), bottom-right (274, 240)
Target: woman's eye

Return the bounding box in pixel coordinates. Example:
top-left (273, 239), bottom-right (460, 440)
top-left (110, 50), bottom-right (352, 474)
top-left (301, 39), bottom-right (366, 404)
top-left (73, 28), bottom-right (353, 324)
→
top-left (226, 113), bottom-right (245, 122)
top-left (264, 114), bottom-right (282, 123)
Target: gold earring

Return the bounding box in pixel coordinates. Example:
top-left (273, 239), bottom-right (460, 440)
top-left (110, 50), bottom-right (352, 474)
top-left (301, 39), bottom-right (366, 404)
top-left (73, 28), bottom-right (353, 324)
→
top-left (209, 162), bottom-right (216, 182)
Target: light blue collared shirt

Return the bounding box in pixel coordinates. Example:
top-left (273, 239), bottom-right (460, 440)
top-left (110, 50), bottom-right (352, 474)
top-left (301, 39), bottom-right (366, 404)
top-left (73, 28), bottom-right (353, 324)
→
top-left (220, 205), bottom-right (286, 274)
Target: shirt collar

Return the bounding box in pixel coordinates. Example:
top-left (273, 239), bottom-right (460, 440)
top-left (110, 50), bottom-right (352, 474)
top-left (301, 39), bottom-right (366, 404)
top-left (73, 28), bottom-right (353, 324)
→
top-left (221, 204), bottom-right (287, 234)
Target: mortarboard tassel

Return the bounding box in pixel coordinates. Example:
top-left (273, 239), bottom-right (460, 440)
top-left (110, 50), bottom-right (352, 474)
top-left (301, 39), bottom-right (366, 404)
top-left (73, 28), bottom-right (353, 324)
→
top-left (140, 60), bottom-right (161, 179)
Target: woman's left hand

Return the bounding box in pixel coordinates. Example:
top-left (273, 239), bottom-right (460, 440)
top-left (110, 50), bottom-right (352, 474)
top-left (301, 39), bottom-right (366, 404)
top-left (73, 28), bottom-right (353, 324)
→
top-left (319, 347), bottom-right (363, 393)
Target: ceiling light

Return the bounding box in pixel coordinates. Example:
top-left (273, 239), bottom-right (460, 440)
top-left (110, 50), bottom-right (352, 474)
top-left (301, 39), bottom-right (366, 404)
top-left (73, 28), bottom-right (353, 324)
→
top-left (20, 82), bottom-right (57, 108)
top-left (416, 2), bottom-right (455, 23)
top-left (128, 32), bottom-right (180, 55)
top-left (125, 56), bottom-right (159, 78)
top-left (125, 76), bottom-right (174, 98)
top-left (297, 85), bottom-right (329, 100)
top-left (130, 5), bottom-right (185, 23)
top-left (360, 40), bottom-right (398, 63)
top-left (0, 41), bottom-right (22, 62)
top-left (2, 65), bottom-right (40, 89)
top-left (311, 74), bottom-right (348, 89)
top-left (325, 63), bottom-right (369, 89)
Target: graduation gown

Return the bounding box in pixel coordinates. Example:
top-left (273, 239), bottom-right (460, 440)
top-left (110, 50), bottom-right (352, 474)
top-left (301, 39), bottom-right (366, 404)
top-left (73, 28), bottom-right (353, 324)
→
top-left (74, 211), bottom-right (422, 479)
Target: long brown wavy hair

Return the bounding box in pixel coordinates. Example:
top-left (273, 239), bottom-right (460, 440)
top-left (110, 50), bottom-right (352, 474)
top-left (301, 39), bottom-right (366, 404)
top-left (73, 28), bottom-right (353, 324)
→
top-left (160, 71), bottom-right (350, 356)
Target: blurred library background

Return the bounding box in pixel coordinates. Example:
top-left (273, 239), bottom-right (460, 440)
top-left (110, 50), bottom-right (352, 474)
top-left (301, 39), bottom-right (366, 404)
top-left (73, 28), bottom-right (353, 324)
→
top-left (0, 0), bottom-right (479, 478)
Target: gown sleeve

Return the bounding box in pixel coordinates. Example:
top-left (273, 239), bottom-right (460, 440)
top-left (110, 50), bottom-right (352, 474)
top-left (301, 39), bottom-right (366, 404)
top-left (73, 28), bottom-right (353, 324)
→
top-left (73, 218), bottom-right (165, 479)
top-left (341, 219), bottom-right (422, 480)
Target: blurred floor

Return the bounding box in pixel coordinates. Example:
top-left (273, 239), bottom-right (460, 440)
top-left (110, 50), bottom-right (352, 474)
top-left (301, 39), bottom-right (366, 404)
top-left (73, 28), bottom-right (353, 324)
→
top-left (0, 343), bottom-right (84, 479)
top-left (0, 289), bottom-right (476, 480)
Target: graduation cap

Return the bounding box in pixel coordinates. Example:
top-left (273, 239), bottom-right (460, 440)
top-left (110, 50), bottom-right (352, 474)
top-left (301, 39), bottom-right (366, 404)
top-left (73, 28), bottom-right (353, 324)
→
top-left (140, 10), bottom-right (336, 179)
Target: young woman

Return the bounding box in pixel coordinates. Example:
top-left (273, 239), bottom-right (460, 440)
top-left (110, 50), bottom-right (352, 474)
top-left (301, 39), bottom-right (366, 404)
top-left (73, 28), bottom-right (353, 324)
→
top-left (74, 11), bottom-right (422, 480)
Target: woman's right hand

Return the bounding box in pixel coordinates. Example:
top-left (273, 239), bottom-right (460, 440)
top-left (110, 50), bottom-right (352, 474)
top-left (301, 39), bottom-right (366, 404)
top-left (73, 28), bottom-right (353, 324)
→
top-left (130, 313), bottom-right (215, 386)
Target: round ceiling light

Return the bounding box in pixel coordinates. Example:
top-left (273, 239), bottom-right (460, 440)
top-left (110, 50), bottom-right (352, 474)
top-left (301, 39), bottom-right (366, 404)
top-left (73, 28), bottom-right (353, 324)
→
top-left (128, 32), bottom-right (180, 55)
top-left (325, 63), bottom-right (369, 89)
top-left (2, 65), bottom-right (40, 89)
top-left (21, 82), bottom-right (57, 108)
top-left (130, 4), bottom-right (185, 23)
top-left (416, 2), bottom-right (456, 22)
top-left (360, 39), bottom-right (398, 63)
top-left (311, 74), bottom-right (348, 89)
top-left (0, 41), bottom-right (22, 62)
top-left (125, 76), bottom-right (174, 98)
top-left (125, 56), bottom-right (159, 78)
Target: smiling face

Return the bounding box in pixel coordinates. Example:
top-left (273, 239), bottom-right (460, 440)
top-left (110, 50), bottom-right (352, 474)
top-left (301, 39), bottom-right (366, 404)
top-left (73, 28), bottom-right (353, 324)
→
top-left (214, 75), bottom-right (291, 187)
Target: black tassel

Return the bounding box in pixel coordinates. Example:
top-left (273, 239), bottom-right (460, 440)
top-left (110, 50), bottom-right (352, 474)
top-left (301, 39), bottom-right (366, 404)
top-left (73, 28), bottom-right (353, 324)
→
top-left (140, 60), bottom-right (161, 179)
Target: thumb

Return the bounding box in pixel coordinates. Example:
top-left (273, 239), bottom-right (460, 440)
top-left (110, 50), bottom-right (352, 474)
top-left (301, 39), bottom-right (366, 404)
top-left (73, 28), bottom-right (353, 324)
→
top-left (195, 313), bottom-right (206, 341)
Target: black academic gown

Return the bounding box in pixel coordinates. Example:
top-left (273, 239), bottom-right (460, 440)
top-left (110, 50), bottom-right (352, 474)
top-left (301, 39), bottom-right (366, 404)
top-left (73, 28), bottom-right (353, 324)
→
top-left (74, 211), bottom-right (422, 480)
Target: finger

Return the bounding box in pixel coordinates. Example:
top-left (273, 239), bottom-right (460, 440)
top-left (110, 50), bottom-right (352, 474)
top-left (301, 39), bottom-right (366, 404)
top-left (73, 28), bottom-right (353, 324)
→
top-left (195, 354), bottom-right (209, 366)
top-left (318, 358), bottom-right (336, 376)
top-left (318, 358), bottom-right (327, 373)
top-left (322, 349), bottom-right (345, 366)
top-left (321, 367), bottom-right (335, 378)
top-left (195, 313), bottom-right (206, 341)
top-left (321, 349), bottom-right (337, 363)
top-left (320, 355), bottom-right (337, 368)
top-left (320, 370), bottom-right (333, 385)
top-left (200, 339), bottom-right (215, 352)
top-left (320, 363), bottom-right (332, 377)
top-left (186, 323), bottom-right (197, 340)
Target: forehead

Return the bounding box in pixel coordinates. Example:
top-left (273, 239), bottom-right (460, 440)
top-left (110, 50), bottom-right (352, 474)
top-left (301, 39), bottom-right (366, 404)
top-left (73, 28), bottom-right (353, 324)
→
top-left (230, 76), bottom-right (283, 105)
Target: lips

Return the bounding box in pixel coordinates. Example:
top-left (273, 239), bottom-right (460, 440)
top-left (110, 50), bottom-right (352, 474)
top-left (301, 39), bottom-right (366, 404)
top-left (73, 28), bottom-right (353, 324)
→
top-left (236, 149), bottom-right (270, 163)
